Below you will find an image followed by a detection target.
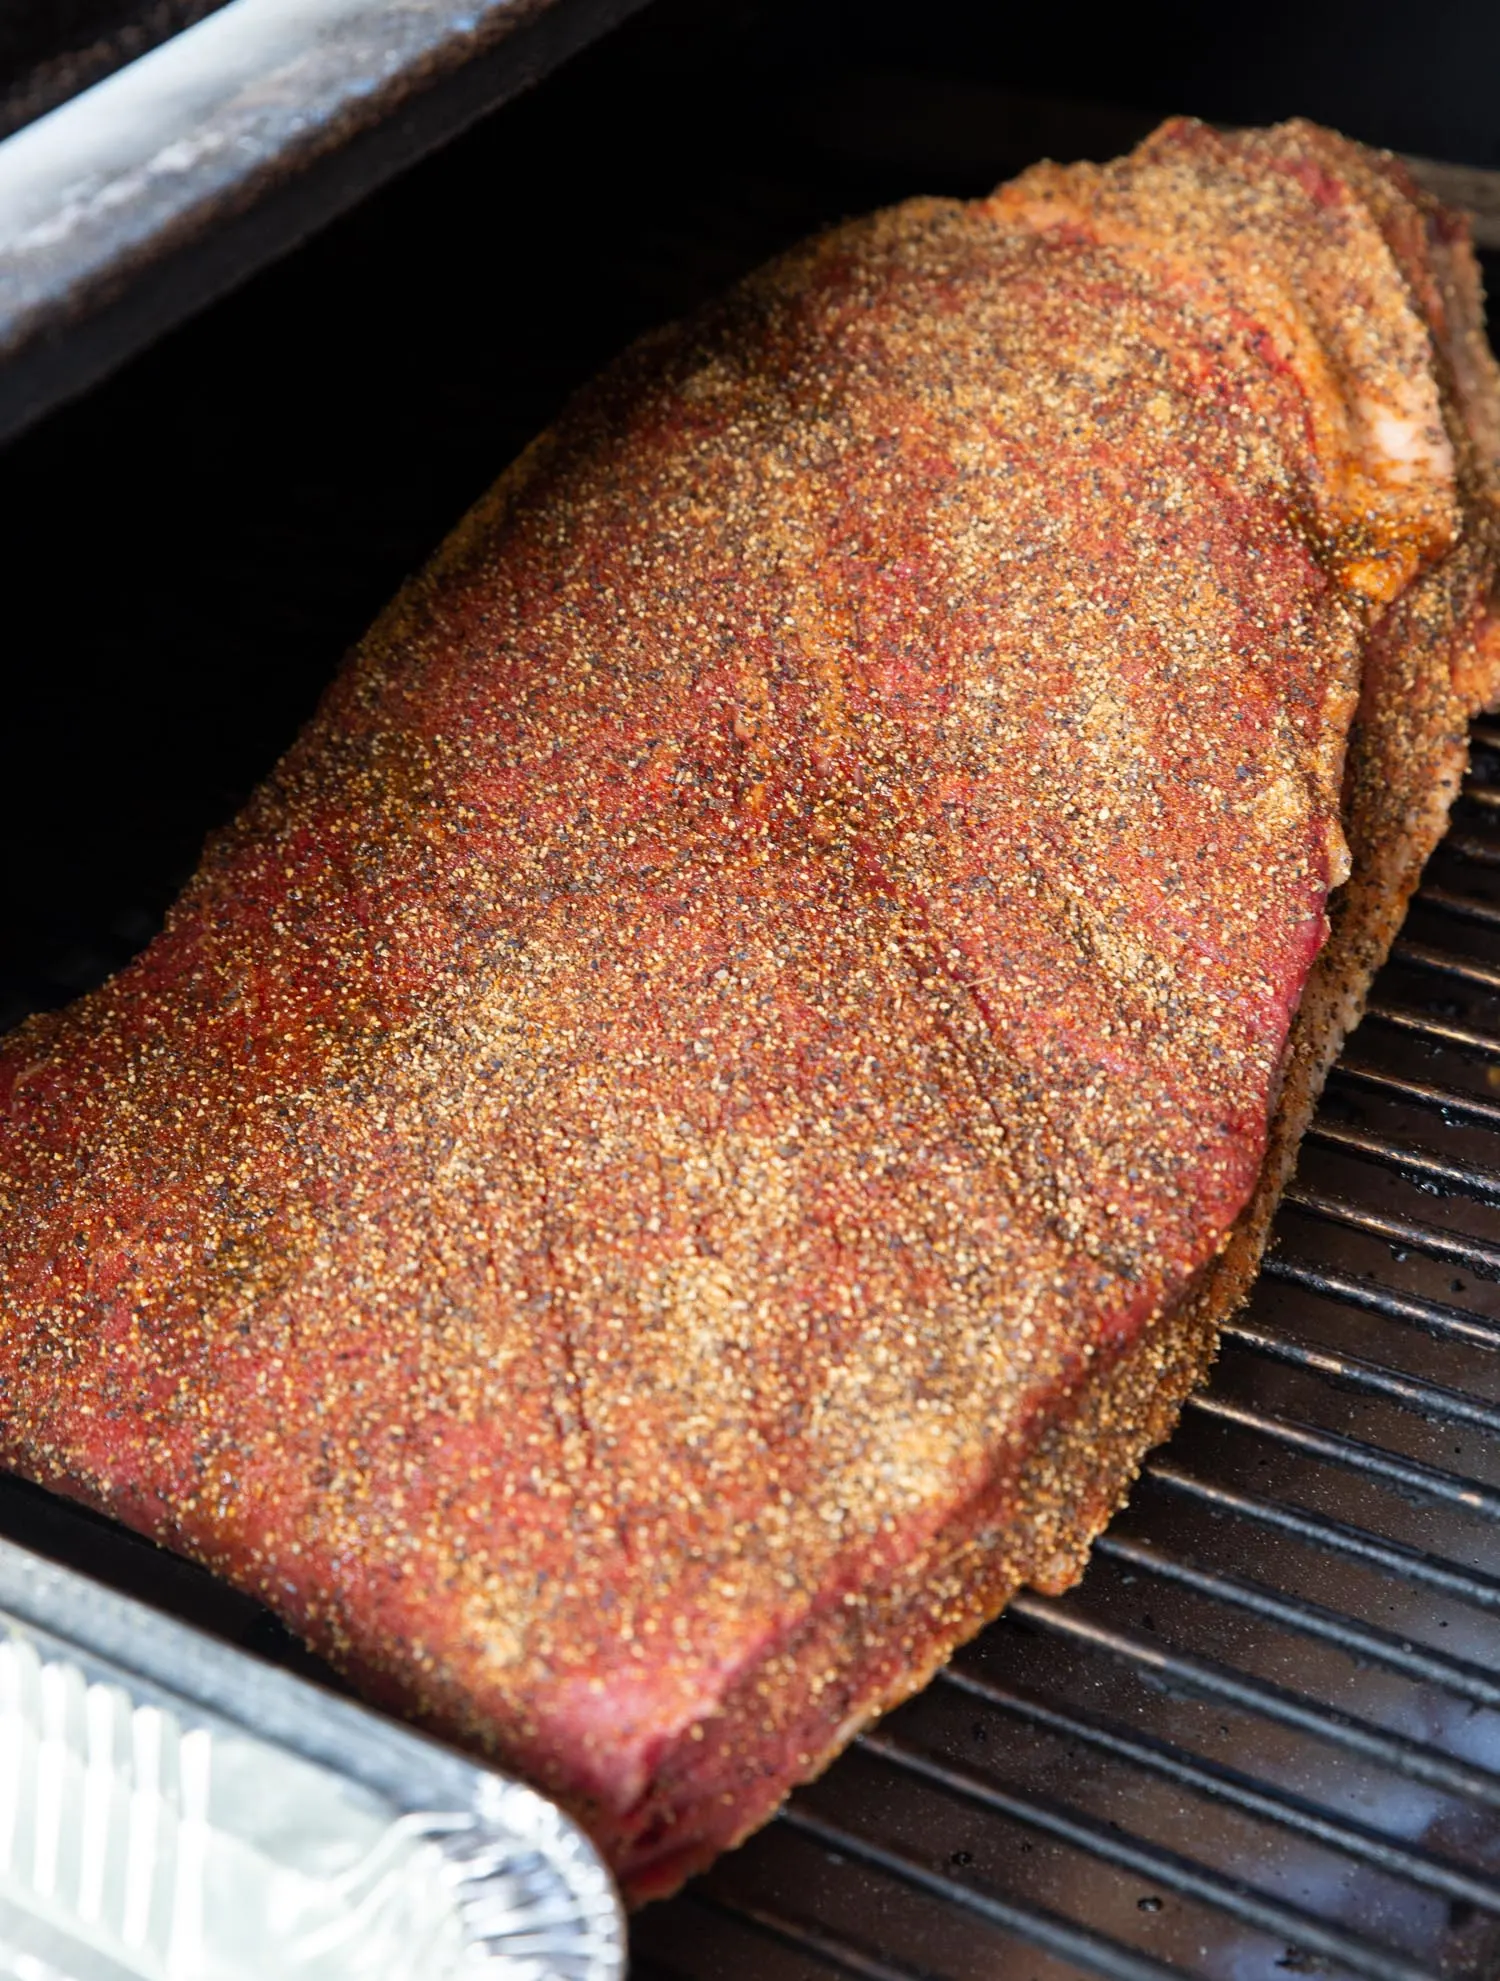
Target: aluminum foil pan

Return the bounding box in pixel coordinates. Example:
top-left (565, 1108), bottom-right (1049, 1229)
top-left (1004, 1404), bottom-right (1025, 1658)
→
top-left (0, 1535), bottom-right (625, 1980)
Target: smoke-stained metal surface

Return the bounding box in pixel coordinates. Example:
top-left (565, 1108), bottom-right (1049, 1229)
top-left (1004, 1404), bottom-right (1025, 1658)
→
top-left (0, 0), bottom-right (647, 444)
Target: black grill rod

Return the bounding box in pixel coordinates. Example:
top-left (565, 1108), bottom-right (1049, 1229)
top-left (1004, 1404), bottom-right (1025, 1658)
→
top-left (937, 1664), bottom-right (1500, 1917)
top-left (1184, 1391), bottom-right (1500, 1521)
top-left (1444, 834), bottom-right (1500, 870)
top-left (1006, 1594), bottom-right (1500, 1812)
top-left (1329, 1057), bottom-right (1500, 1135)
top-left (856, 1729), bottom-right (1439, 1981)
top-left (1469, 723), bottom-right (1500, 753)
top-left (1260, 1254), bottom-right (1500, 1353)
top-left (1303, 1118), bottom-right (1500, 1202)
top-left (686, 1891), bottom-right (951, 1981)
top-left (1459, 781), bottom-right (1500, 812)
top-left (1391, 938), bottom-right (1500, 993)
top-left (776, 1805), bottom-right (1194, 1981)
top-left (1142, 1463), bottom-right (1500, 1615)
top-left (1416, 885), bottom-right (1500, 934)
top-left (1093, 1532), bottom-right (1500, 1711)
top-left (1364, 1001), bottom-right (1500, 1059)
top-left (1220, 1321), bottom-right (1500, 1436)
top-left (1281, 1182), bottom-right (1500, 1283)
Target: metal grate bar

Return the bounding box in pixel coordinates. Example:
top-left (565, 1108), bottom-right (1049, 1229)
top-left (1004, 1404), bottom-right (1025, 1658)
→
top-left (1328, 1059), bottom-right (1500, 1134)
top-left (1144, 1463), bottom-right (1500, 1614)
top-left (1418, 886), bottom-right (1500, 933)
top-left (1460, 781), bottom-right (1500, 812)
top-left (857, 1728), bottom-right (1439, 1981)
top-left (1468, 725), bottom-right (1500, 754)
top-left (1220, 1321), bottom-right (1500, 1435)
top-left (691, 1891), bottom-right (948, 1981)
top-left (1184, 1392), bottom-right (1500, 1519)
top-left (1303, 1119), bottom-right (1500, 1200)
top-left (777, 1804), bottom-right (1194, 1981)
top-left (1259, 1254), bottom-right (1500, 1353)
top-left (937, 1665), bottom-right (1500, 1915)
top-left (1093, 1537), bottom-right (1498, 1711)
top-left (1093, 1533), bottom-right (1500, 1710)
top-left (1444, 833), bottom-right (1500, 869)
top-left (1006, 1594), bottom-right (1500, 1811)
top-left (1280, 1184), bottom-right (1500, 1279)
top-left (1391, 938), bottom-right (1500, 993)
top-left (1364, 1001), bottom-right (1500, 1058)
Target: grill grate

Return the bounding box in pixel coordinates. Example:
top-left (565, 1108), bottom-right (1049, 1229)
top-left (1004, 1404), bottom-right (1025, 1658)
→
top-left (630, 726), bottom-right (1500, 1979)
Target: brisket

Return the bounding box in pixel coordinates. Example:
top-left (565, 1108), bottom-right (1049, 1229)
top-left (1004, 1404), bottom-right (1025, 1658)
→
top-left (3, 118), bottom-right (1499, 1899)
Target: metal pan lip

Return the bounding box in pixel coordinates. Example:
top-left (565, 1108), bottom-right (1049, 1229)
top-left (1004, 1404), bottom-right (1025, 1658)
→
top-left (0, 1529), bottom-right (627, 1978)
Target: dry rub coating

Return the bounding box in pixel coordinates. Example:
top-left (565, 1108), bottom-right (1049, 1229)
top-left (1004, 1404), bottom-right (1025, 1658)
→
top-left (3, 119), bottom-right (1499, 1898)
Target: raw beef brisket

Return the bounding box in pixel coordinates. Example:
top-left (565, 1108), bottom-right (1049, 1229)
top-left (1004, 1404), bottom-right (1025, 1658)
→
top-left (3, 119), bottom-right (1499, 1897)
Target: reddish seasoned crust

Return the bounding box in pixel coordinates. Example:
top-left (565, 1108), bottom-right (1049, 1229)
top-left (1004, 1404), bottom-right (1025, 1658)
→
top-left (2, 119), bottom-right (1498, 1897)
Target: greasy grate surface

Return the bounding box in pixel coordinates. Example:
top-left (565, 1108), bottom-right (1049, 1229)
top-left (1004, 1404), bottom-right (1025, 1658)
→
top-left (630, 729), bottom-right (1500, 1980)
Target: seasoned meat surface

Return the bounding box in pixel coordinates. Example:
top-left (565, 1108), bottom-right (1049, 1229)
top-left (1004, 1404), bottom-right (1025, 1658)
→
top-left (3, 119), bottom-right (1498, 1896)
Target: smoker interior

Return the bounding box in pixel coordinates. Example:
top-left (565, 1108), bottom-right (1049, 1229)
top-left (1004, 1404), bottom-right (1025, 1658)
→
top-left (3, 5), bottom-right (1500, 1977)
